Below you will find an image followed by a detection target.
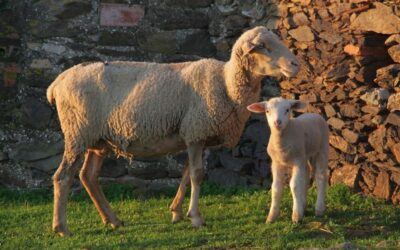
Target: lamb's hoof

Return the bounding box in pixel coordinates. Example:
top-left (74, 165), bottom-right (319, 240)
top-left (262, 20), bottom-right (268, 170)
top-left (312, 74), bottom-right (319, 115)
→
top-left (53, 225), bottom-right (72, 237)
top-left (291, 212), bottom-right (303, 224)
top-left (171, 211), bottom-right (184, 224)
top-left (266, 213), bottom-right (278, 223)
top-left (315, 209), bottom-right (325, 217)
top-left (265, 216), bottom-right (276, 224)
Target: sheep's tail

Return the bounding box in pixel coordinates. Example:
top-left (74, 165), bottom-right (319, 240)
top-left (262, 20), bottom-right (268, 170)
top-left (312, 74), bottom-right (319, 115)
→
top-left (46, 82), bottom-right (56, 105)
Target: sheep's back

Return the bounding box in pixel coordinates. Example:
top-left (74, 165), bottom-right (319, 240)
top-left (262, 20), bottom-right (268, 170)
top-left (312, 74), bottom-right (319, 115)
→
top-left (295, 113), bottom-right (329, 156)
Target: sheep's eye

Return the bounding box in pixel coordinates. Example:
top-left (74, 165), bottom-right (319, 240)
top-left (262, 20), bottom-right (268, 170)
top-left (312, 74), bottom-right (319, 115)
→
top-left (265, 47), bottom-right (272, 53)
top-left (256, 44), bottom-right (264, 50)
top-left (266, 109), bottom-right (269, 114)
top-left (286, 109), bottom-right (289, 113)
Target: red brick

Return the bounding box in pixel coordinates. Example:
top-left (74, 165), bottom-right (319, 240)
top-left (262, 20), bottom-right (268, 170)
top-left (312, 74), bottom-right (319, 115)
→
top-left (100, 3), bottom-right (144, 27)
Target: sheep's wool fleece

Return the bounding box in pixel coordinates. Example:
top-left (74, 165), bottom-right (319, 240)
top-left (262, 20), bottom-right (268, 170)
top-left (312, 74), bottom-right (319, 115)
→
top-left (47, 28), bottom-right (265, 163)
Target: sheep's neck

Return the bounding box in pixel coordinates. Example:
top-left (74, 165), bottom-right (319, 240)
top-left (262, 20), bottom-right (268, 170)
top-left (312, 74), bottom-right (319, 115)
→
top-left (224, 61), bottom-right (263, 116)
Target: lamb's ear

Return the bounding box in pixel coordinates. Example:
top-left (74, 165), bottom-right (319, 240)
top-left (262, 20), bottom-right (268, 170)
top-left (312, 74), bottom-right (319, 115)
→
top-left (247, 102), bottom-right (266, 113)
top-left (242, 41), bottom-right (257, 55)
top-left (289, 100), bottom-right (306, 110)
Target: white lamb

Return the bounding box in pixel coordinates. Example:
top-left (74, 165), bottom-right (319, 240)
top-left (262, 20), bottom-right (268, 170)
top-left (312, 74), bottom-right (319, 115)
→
top-left (247, 97), bottom-right (329, 223)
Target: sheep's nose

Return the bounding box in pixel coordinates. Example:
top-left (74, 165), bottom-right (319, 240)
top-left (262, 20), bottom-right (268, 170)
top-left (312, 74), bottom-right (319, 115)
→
top-left (290, 60), bottom-right (299, 67)
top-left (274, 120), bottom-right (282, 127)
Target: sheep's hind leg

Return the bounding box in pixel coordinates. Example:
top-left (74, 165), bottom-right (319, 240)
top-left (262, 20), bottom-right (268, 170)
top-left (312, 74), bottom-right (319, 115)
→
top-left (53, 155), bottom-right (83, 237)
top-left (267, 162), bottom-right (285, 223)
top-left (186, 142), bottom-right (205, 228)
top-left (79, 150), bottom-right (123, 229)
top-left (314, 153), bottom-right (328, 217)
top-left (290, 162), bottom-right (307, 223)
top-left (170, 160), bottom-right (189, 224)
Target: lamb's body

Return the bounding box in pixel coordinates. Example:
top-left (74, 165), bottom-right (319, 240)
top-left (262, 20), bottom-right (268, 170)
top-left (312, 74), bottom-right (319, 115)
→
top-left (48, 26), bottom-right (300, 236)
top-left (247, 98), bottom-right (329, 223)
top-left (267, 113), bottom-right (329, 166)
top-left (48, 59), bottom-right (251, 162)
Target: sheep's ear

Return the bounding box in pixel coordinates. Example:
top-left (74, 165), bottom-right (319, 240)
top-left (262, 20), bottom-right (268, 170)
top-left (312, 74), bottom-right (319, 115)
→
top-left (290, 100), bottom-right (306, 110)
top-left (247, 102), bottom-right (266, 113)
top-left (242, 41), bottom-right (257, 55)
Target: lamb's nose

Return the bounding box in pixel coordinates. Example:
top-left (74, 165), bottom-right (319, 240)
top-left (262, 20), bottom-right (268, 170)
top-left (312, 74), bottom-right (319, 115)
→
top-left (274, 120), bottom-right (282, 127)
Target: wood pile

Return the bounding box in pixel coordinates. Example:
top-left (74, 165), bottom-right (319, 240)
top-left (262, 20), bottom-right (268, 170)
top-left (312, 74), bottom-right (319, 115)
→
top-left (274, 0), bottom-right (400, 202)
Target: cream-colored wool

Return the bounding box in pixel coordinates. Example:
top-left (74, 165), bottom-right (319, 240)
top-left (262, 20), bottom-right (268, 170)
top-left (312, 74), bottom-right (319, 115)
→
top-left (47, 26), bottom-right (299, 165)
top-left (247, 97), bottom-right (329, 223)
top-left (48, 26), bottom-right (301, 236)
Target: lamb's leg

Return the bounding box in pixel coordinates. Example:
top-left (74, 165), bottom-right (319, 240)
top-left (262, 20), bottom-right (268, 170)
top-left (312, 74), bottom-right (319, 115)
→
top-left (170, 160), bottom-right (189, 224)
top-left (53, 155), bottom-right (83, 237)
top-left (79, 150), bottom-right (123, 228)
top-left (290, 162), bottom-right (307, 223)
top-left (267, 162), bottom-right (285, 223)
top-left (314, 154), bottom-right (328, 217)
top-left (186, 142), bottom-right (205, 228)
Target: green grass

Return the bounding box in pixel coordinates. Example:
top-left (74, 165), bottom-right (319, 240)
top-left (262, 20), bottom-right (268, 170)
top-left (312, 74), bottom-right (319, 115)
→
top-left (1, 183), bottom-right (400, 250)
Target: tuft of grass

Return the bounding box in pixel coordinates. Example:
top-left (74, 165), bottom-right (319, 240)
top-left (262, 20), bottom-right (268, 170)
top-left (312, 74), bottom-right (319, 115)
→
top-left (0, 183), bottom-right (399, 249)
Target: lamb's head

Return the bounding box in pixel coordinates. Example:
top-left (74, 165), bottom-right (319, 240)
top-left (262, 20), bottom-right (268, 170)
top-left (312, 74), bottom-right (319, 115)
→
top-left (247, 97), bottom-right (306, 132)
top-left (232, 26), bottom-right (300, 78)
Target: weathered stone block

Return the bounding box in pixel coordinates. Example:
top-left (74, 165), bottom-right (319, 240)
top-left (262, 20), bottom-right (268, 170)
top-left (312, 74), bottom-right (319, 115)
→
top-left (329, 135), bottom-right (356, 154)
top-left (98, 30), bottom-right (138, 46)
top-left (138, 30), bottom-right (177, 54)
top-left (330, 164), bottom-right (360, 189)
top-left (165, 0), bottom-right (213, 8)
top-left (368, 125), bottom-right (387, 153)
top-left (19, 98), bottom-right (52, 129)
top-left (350, 2), bottom-right (400, 34)
top-left (373, 171), bottom-right (392, 200)
top-left (178, 30), bottom-right (215, 57)
top-left (148, 8), bottom-right (208, 30)
top-left (208, 168), bottom-right (247, 187)
top-left (289, 26), bottom-right (314, 42)
top-left (8, 140), bottom-right (64, 162)
top-left (388, 45), bottom-right (400, 63)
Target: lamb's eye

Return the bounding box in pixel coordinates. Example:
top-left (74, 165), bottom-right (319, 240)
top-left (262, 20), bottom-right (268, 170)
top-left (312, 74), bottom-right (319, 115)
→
top-left (265, 47), bottom-right (272, 53)
top-left (286, 109), bottom-right (289, 113)
top-left (266, 109), bottom-right (269, 114)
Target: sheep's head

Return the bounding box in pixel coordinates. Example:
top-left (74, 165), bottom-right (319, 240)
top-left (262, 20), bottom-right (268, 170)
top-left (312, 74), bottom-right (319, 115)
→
top-left (234, 26), bottom-right (300, 78)
top-left (247, 97), bottom-right (306, 132)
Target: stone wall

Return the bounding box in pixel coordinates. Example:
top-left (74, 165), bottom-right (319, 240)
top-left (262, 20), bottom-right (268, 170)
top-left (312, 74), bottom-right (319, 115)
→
top-left (1, 0), bottom-right (400, 203)
top-left (0, 0), bottom-right (279, 191)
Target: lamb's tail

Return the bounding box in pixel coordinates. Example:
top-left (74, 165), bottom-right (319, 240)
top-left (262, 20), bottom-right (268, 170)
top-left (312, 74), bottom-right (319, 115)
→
top-left (46, 82), bottom-right (56, 105)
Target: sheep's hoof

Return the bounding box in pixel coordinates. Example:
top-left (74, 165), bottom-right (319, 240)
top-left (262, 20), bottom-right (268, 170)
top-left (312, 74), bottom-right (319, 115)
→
top-left (191, 216), bottom-right (206, 228)
top-left (109, 219), bottom-right (124, 229)
top-left (53, 225), bottom-right (72, 237)
top-left (171, 211), bottom-right (184, 224)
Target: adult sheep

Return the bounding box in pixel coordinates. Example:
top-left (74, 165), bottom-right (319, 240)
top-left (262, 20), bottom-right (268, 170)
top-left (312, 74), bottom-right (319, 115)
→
top-left (47, 26), bottom-right (300, 237)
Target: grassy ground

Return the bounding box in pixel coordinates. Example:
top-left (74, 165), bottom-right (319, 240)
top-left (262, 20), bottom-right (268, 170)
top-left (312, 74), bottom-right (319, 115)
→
top-left (1, 183), bottom-right (400, 250)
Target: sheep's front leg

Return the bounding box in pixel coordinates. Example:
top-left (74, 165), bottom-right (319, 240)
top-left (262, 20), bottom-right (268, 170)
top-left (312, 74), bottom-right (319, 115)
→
top-left (290, 161), bottom-right (307, 223)
top-left (79, 150), bottom-right (123, 228)
top-left (170, 160), bottom-right (190, 224)
top-left (53, 155), bottom-right (83, 237)
top-left (186, 142), bottom-right (205, 228)
top-left (267, 162), bottom-right (285, 223)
